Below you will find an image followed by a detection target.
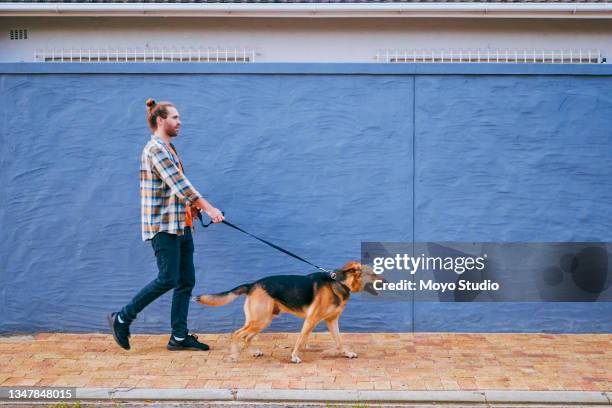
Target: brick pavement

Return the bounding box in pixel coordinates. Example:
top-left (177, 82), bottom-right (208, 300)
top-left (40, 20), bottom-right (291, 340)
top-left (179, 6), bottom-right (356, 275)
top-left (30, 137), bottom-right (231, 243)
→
top-left (0, 333), bottom-right (610, 392)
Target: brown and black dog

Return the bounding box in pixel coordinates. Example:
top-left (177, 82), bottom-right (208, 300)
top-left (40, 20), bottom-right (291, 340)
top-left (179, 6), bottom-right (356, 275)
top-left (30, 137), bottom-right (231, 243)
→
top-left (194, 261), bottom-right (383, 363)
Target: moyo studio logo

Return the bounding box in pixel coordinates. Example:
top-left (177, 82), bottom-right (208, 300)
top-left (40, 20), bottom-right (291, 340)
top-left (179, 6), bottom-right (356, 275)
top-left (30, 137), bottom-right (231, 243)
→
top-left (361, 242), bottom-right (612, 302)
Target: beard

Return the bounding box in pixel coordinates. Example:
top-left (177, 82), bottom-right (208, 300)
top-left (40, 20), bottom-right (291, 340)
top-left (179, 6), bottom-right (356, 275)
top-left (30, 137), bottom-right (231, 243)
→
top-left (165, 123), bottom-right (179, 137)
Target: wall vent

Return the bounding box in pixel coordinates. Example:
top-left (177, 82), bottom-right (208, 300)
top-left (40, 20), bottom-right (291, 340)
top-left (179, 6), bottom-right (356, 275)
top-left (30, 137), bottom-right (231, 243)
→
top-left (35, 47), bottom-right (256, 63)
top-left (10, 29), bottom-right (28, 40)
top-left (376, 49), bottom-right (604, 64)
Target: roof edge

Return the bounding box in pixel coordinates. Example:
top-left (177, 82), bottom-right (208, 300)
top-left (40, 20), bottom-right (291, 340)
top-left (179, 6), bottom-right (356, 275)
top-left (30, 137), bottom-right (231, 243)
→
top-left (2, 62), bottom-right (612, 76)
top-left (1, 2), bottom-right (612, 18)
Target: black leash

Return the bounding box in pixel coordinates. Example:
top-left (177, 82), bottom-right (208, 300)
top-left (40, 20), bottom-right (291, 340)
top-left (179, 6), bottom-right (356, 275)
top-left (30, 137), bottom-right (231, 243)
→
top-left (197, 211), bottom-right (335, 278)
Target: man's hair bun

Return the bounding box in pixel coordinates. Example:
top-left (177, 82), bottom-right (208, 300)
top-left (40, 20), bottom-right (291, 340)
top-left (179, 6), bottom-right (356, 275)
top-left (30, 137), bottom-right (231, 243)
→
top-left (145, 99), bottom-right (175, 132)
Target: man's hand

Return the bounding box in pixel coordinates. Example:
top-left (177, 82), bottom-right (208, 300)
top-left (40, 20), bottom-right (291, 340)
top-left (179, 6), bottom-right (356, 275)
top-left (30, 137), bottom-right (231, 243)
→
top-left (194, 197), bottom-right (224, 224)
top-left (190, 205), bottom-right (201, 220)
top-left (205, 207), bottom-right (224, 223)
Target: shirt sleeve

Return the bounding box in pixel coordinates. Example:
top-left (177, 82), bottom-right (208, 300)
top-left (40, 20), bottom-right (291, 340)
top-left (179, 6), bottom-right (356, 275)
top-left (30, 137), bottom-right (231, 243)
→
top-left (149, 146), bottom-right (202, 206)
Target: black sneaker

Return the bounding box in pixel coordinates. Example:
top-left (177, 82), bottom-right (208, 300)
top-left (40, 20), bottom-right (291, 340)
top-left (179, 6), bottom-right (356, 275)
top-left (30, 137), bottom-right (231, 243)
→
top-left (167, 333), bottom-right (210, 351)
top-left (107, 312), bottom-right (131, 350)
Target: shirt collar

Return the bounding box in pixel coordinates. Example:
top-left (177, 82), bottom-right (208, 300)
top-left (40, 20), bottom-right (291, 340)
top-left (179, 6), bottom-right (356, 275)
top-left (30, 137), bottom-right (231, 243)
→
top-left (151, 134), bottom-right (165, 145)
top-left (151, 135), bottom-right (179, 165)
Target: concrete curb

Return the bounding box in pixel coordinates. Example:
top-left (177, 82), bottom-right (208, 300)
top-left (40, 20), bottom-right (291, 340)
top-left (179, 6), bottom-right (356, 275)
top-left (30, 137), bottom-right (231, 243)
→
top-left (356, 390), bottom-right (484, 402)
top-left (484, 391), bottom-right (610, 405)
top-left (77, 388), bottom-right (234, 401)
top-left (236, 389), bottom-right (359, 402)
top-left (71, 388), bottom-right (612, 405)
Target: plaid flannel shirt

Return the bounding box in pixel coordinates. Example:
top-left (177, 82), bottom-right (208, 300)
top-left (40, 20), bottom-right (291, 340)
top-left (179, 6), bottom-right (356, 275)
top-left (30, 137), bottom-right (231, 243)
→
top-left (140, 135), bottom-right (202, 241)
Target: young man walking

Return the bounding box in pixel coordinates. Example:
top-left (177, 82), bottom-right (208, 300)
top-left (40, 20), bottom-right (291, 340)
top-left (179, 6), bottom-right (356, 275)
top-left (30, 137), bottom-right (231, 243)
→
top-left (108, 98), bottom-right (224, 351)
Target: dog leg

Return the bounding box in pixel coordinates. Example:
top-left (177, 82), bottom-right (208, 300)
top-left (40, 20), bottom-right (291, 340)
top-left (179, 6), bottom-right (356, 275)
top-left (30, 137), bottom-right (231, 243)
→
top-left (230, 325), bottom-right (250, 361)
top-left (244, 332), bottom-right (264, 357)
top-left (326, 318), bottom-right (357, 359)
top-left (234, 292), bottom-right (273, 360)
top-left (291, 318), bottom-right (318, 364)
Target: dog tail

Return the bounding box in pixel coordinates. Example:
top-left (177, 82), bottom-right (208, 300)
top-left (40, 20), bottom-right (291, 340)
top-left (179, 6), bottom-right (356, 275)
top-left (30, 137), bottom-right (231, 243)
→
top-left (192, 283), bottom-right (253, 307)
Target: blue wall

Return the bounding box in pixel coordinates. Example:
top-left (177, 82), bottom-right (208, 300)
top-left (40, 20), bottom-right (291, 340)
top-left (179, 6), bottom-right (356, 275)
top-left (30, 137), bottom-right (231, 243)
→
top-left (1, 64), bottom-right (611, 334)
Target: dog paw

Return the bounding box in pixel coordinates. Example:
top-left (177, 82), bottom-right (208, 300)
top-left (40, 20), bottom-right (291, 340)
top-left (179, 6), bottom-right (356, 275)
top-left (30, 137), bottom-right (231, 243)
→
top-left (344, 351), bottom-right (358, 359)
top-left (250, 349), bottom-right (264, 357)
top-left (291, 355), bottom-right (302, 364)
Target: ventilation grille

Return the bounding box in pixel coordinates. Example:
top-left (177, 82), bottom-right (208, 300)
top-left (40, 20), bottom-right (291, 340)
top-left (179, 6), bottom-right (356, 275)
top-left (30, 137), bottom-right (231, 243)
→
top-left (35, 47), bottom-right (256, 63)
top-left (10, 29), bottom-right (28, 40)
top-left (377, 49), bottom-right (604, 64)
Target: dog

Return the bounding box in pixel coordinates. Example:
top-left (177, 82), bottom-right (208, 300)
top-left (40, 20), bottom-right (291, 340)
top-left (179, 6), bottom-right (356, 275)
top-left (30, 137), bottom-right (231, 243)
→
top-left (194, 261), bottom-right (383, 363)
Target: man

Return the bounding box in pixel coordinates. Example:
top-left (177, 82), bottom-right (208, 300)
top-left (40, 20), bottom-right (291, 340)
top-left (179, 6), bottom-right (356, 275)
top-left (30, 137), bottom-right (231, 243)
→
top-left (108, 98), bottom-right (224, 351)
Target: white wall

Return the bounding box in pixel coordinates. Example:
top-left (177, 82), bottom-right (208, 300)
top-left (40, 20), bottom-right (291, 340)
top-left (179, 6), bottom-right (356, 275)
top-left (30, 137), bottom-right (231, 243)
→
top-left (2, 17), bottom-right (611, 63)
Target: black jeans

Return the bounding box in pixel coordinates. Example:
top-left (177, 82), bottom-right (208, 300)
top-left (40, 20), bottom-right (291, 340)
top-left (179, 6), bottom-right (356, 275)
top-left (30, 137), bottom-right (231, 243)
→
top-left (120, 227), bottom-right (196, 338)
